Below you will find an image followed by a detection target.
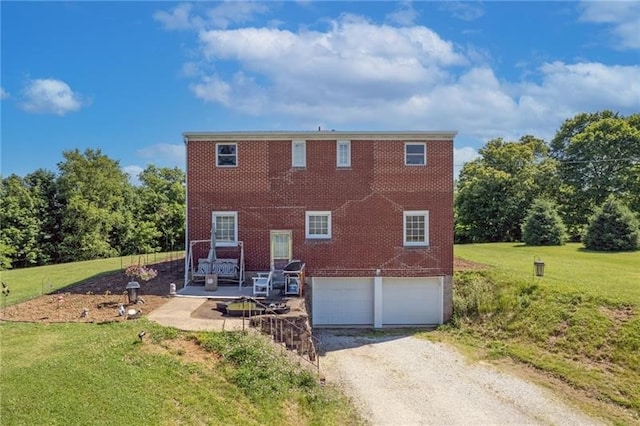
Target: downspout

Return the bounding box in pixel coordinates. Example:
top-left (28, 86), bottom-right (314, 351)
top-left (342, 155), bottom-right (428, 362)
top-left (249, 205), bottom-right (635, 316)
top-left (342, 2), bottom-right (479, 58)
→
top-left (183, 135), bottom-right (190, 288)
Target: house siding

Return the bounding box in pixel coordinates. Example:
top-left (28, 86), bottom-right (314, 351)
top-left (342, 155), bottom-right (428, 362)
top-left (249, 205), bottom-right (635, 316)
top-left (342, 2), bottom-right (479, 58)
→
top-left (185, 133), bottom-right (454, 321)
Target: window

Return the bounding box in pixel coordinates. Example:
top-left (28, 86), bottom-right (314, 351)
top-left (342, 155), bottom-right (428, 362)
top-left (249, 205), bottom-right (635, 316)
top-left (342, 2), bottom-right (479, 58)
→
top-left (305, 211), bottom-right (331, 239)
top-left (337, 140), bottom-right (351, 167)
top-left (212, 211), bottom-right (238, 246)
top-left (292, 140), bottom-right (306, 167)
top-left (404, 211), bottom-right (429, 246)
top-left (216, 143), bottom-right (237, 167)
top-left (405, 143), bottom-right (426, 166)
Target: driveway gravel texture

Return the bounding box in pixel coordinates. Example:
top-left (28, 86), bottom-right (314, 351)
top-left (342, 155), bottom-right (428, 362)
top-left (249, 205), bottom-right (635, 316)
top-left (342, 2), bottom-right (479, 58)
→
top-left (316, 330), bottom-right (602, 426)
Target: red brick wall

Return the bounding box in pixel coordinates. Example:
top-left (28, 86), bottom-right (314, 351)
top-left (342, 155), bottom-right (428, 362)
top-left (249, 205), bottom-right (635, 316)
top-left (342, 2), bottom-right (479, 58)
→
top-left (187, 138), bottom-right (453, 277)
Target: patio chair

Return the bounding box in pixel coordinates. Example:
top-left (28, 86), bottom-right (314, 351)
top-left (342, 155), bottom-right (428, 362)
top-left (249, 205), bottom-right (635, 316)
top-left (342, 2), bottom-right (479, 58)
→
top-left (252, 270), bottom-right (273, 297)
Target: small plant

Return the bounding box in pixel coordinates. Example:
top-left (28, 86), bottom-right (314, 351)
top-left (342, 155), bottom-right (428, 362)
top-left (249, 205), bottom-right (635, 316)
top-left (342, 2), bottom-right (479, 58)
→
top-left (124, 264), bottom-right (158, 282)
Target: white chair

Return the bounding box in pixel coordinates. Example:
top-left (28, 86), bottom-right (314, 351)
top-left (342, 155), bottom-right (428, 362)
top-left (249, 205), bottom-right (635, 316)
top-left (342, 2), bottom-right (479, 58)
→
top-left (252, 270), bottom-right (273, 297)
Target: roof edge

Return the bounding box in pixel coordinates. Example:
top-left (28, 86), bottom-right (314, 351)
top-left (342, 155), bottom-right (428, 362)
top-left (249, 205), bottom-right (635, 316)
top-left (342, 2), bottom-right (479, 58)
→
top-left (183, 130), bottom-right (457, 142)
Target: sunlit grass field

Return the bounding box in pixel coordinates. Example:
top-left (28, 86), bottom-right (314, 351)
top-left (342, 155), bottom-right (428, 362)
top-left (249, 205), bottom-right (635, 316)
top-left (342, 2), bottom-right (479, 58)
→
top-left (450, 242), bottom-right (640, 423)
top-left (455, 242), bottom-right (640, 305)
top-left (0, 251), bottom-right (184, 307)
top-left (0, 320), bottom-right (358, 425)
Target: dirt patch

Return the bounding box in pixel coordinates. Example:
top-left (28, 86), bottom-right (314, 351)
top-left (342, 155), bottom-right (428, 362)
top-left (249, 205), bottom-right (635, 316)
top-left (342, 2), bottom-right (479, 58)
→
top-left (454, 257), bottom-right (489, 271)
top-left (0, 259), bottom-right (183, 324)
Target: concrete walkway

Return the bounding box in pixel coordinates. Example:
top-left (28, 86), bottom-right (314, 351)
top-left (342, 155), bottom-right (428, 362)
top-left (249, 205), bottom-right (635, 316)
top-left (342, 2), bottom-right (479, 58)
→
top-left (147, 297), bottom-right (248, 332)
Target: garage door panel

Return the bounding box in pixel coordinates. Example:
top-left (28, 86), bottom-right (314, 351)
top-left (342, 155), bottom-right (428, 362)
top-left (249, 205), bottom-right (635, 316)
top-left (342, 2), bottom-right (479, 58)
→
top-left (382, 278), bottom-right (440, 325)
top-left (312, 278), bottom-right (374, 326)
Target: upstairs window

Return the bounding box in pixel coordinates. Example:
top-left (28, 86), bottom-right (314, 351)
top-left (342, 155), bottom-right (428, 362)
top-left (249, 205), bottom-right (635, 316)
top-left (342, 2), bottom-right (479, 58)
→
top-left (292, 140), bottom-right (306, 167)
top-left (405, 143), bottom-right (426, 166)
top-left (216, 143), bottom-right (237, 167)
top-left (212, 211), bottom-right (238, 246)
top-left (336, 140), bottom-right (351, 168)
top-left (306, 211), bottom-right (331, 239)
top-left (404, 211), bottom-right (429, 246)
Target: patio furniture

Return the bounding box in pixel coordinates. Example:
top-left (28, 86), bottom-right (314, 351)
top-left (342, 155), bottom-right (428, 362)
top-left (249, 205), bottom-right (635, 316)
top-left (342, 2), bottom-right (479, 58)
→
top-left (252, 271), bottom-right (273, 297)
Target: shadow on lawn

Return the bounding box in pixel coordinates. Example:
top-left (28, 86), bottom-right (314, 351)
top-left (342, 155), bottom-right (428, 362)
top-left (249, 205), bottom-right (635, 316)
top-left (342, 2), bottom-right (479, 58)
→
top-left (53, 259), bottom-right (184, 297)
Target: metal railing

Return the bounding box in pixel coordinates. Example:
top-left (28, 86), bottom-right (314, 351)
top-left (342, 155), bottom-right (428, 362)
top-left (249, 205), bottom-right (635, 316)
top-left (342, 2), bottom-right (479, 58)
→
top-left (236, 297), bottom-right (320, 374)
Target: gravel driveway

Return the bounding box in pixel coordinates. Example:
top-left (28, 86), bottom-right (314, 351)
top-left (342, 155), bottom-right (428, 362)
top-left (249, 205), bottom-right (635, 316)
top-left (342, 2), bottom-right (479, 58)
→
top-left (316, 331), bottom-right (602, 426)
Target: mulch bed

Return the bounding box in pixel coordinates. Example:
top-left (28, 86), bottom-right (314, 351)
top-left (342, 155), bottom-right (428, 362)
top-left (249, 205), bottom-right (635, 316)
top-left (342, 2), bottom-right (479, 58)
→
top-left (0, 260), bottom-right (183, 324)
top-left (1, 257), bottom-right (486, 324)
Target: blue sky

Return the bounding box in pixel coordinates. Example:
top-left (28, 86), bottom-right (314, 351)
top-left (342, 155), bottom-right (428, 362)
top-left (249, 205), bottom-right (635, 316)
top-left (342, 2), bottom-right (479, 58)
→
top-left (2, 1), bottom-right (639, 180)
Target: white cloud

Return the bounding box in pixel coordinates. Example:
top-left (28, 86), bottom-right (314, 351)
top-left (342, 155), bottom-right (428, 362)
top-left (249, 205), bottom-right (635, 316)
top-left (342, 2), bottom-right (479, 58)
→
top-left (454, 146), bottom-right (480, 177)
top-left (578, 1), bottom-right (640, 49)
top-left (19, 78), bottom-right (86, 115)
top-left (386, 1), bottom-right (419, 26)
top-left (153, 3), bottom-right (198, 31)
top-left (154, 1), bottom-right (269, 31)
top-left (156, 5), bottom-right (638, 154)
top-left (440, 2), bottom-right (484, 22)
top-left (205, 1), bottom-right (269, 29)
top-left (192, 15), bottom-right (466, 111)
top-left (136, 143), bottom-right (185, 167)
top-left (0, 87), bottom-right (8, 100)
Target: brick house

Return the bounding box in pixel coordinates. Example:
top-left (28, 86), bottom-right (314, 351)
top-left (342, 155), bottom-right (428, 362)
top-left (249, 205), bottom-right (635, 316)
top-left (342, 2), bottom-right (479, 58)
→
top-left (183, 131), bottom-right (456, 327)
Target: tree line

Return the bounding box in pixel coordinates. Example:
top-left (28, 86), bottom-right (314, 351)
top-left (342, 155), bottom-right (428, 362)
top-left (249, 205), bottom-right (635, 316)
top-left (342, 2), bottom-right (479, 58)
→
top-left (2, 110), bottom-right (638, 269)
top-left (1, 149), bottom-right (185, 269)
top-left (455, 110), bottom-right (640, 250)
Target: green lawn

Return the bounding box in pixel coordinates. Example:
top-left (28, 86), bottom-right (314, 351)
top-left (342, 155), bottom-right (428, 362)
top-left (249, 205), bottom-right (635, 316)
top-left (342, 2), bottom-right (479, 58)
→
top-left (1, 253), bottom-right (361, 425)
top-left (455, 242), bottom-right (640, 305)
top-left (0, 320), bottom-right (359, 425)
top-left (0, 252), bottom-right (184, 307)
top-left (449, 243), bottom-right (640, 423)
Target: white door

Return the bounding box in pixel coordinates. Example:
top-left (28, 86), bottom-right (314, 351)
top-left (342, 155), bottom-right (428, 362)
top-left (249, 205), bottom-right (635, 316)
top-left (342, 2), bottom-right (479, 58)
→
top-left (270, 230), bottom-right (291, 269)
top-left (312, 278), bottom-right (374, 326)
top-left (382, 278), bottom-right (441, 325)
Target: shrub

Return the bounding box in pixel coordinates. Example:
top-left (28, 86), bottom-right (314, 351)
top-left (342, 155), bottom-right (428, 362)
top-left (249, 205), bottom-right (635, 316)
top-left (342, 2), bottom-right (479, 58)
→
top-left (124, 264), bottom-right (158, 281)
top-left (583, 198), bottom-right (640, 251)
top-left (521, 199), bottom-right (567, 246)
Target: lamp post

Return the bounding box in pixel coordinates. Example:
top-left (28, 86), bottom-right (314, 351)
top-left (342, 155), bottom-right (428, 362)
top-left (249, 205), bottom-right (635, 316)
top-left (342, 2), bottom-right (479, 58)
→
top-left (533, 259), bottom-right (545, 278)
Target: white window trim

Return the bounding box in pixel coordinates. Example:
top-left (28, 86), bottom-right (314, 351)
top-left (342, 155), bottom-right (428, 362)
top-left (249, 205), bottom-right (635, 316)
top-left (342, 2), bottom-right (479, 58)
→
top-left (216, 143), bottom-right (238, 168)
top-left (305, 211), bottom-right (332, 239)
top-left (212, 211), bottom-right (238, 247)
top-left (403, 210), bottom-right (429, 246)
top-left (405, 142), bottom-right (426, 166)
top-left (292, 140), bottom-right (306, 168)
top-left (336, 139), bottom-right (351, 168)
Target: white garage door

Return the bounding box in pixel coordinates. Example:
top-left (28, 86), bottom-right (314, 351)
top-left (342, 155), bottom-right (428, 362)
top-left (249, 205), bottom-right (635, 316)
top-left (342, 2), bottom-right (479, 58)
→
top-left (312, 278), bottom-right (374, 326)
top-left (382, 278), bottom-right (441, 325)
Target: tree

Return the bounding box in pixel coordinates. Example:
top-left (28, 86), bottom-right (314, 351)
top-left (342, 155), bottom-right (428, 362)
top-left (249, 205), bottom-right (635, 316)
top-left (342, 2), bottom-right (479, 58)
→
top-left (137, 165), bottom-right (186, 251)
top-left (521, 199), bottom-right (566, 246)
top-left (583, 198), bottom-right (640, 251)
top-left (24, 169), bottom-right (63, 263)
top-left (455, 136), bottom-right (557, 242)
top-left (0, 175), bottom-right (44, 267)
top-left (551, 111), bottom-right (640, 238)
top-left (57, 149), bottom-right (136, 261)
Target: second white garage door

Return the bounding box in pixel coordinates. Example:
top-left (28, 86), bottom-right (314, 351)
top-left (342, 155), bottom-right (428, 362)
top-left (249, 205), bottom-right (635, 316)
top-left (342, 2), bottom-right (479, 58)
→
top-left (382, 277), bottom-right (441, 325)
top-left (312, 278), bottom-right (374, 326)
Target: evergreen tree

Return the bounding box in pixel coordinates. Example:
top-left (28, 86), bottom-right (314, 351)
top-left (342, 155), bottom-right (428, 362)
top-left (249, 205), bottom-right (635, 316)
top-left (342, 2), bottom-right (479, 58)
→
top-left (521, 199), bottom-right (566, 246)
top-left (583, 198), bottom-right (640, 251)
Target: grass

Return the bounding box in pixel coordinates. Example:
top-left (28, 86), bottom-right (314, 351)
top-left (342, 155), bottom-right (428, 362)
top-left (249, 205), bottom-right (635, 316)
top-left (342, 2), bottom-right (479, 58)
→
top-left (455, 242), bottom-right (640, 304)
top-left (0, 252), bottom-right (360, 425)
top-left (0, 320), bottom-right (360, 425)
top-left (0, 251), bottom-right (184, 307)
top-left (443, 243), bottom-right (640, 424)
